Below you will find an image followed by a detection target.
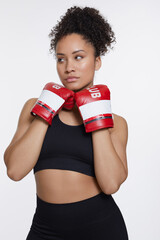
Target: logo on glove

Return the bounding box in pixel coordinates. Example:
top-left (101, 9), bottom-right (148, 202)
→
top-left (86, 86), bottom-right (101, 98)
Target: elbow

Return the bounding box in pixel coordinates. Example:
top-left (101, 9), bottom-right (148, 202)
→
top-left (3, 152), bottom-right (19, 181)
top-left (103, 183), bottom-right (120, 195)
top-left (4, 156), bottom-right (25, 182)
top-left (103, 174), bottom-right (128, 195)
top-left (7, 169), bottom-right (24, 182)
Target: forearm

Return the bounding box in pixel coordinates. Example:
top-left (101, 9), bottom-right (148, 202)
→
top-left (92, 128), bottom-right (127, 194)
top-left (5, 117), bottom-right (49, 181)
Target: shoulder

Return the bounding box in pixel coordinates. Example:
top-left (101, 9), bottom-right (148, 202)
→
top-left (4, 98), bottom-right (38, 152)
top-left (23, 97), bottom-right (38, 113)
top-left (109, 113), bottom-right (128, 145)
top-left (112, 113), bottom-right (128, 130)
top-left (18, 97), bottom-right (38, 124)
top-left (24, 97), bottom-right (38, 107)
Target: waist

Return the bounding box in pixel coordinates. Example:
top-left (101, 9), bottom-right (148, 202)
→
top-left (34, 191), bottom-right (116, 231)
top-left (34, 169), bottom-right (102, 204)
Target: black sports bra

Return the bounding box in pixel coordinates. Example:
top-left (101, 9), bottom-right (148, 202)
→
top-left (33, 113), bottom-right (95, 177)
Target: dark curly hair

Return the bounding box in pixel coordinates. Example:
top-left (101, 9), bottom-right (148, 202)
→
top-left (48, 6), bottom-right (116, 58)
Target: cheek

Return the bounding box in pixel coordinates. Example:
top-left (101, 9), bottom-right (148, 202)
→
top-left (78, 60), bottom-right (95, 73)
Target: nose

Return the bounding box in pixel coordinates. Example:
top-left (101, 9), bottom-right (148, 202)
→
top-left (65, 59), bottom-right (75, 73)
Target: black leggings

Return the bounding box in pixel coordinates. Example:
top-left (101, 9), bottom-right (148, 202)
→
top-left (26, 192), bottom-right (129, 240)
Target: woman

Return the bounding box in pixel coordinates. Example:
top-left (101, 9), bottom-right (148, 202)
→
top-left (4, 6), bottom-right (129, 240)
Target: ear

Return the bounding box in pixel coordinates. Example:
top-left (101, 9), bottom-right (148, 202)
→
top-left (95, 56), bottom-right (102, 71)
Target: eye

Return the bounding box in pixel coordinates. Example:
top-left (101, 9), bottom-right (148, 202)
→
top-left (75, 55), bottom-right (83, 60)
top-left (57, 58), bottom-right (64, 63)
top-left (57, 55), bottom-right (83, 63)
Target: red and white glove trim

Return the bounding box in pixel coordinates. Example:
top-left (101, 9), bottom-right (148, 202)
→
top-left (36, 89), bottom-right (65, 113)
top-left (79, 99), bottom-right (113, 123)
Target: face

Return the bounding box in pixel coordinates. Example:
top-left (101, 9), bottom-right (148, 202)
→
top-left (55, 33), bottom-right (101, 92)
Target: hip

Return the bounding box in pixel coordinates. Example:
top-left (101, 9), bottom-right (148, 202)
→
top-left (26, 191), bottom-right (129, 239)
top-left (33, 191), bottom-right (125, 230)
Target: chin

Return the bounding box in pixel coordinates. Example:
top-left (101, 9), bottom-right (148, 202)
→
top-left (61, 81), bottom-right (93, 92)
top-left (62, 84), bottom-right (82, 92)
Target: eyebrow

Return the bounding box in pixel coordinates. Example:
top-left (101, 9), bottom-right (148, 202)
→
top-left (56, 50), bottom-right (86, 56)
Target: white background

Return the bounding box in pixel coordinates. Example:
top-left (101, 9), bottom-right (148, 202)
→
top-left (0, 0), bottom-right (160, 239)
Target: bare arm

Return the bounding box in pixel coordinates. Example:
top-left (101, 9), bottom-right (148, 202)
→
top-left (3, 98), bottom-right (49, 181)
top-left (92, 114), bottom-right (128, 194)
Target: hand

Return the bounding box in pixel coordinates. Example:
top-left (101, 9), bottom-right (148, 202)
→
top-left (31, 82), bottom-right (75, 125)
top-left (74, 84), bottom-right (114, 132)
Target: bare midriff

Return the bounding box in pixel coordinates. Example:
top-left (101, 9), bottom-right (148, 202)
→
top-left (35, 170), bottom-right (102, 203)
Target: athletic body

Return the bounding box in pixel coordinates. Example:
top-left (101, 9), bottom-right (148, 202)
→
top-left (4, 6), bottom-right (129, 239)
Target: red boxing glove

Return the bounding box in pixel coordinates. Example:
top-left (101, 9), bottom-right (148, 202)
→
top-left (74, 84), bottom-right (114, 133)
top-left (31, 82), bottom-right (75, 125)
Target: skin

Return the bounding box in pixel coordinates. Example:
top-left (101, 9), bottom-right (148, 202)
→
top-left (35, 33), bottom-right (104, 203)
top-left (35, 33), bottom-right (128, 203)
top-left (54, 32), bottom-right (102, 123)
top-left (56, 33), bottom-right (101, 93)
top-left (4, 33), bottom-right (128, 203)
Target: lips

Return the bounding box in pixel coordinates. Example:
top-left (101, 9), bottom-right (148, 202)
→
top-left (65, 77), bottom-right (79, 82)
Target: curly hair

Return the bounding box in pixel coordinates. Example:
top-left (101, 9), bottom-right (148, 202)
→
top-left (48, 6), bottom-right (116, 58)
